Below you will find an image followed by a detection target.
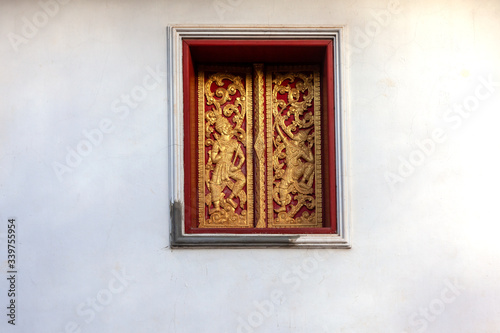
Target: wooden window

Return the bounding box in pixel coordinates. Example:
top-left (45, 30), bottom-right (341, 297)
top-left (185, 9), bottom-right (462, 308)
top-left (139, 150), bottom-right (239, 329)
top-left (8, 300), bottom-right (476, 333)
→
top-left (168, 27), bottom-right (350, 247)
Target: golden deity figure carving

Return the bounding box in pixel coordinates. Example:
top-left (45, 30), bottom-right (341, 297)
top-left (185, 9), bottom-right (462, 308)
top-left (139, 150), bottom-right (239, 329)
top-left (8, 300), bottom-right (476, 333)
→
top-left (198, 69), bottom-right (253, 228)
top-left (274, 124), bottom-right (315, 214)
top-left (267, 67), bottom-right (322, 228)
top-left (207, 114), bottom-right (246, 213)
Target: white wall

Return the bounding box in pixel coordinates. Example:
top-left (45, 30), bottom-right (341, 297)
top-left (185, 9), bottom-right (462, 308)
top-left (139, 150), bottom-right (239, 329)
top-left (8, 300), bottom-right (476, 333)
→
top-left (1, 0), bottom-right (500, 332)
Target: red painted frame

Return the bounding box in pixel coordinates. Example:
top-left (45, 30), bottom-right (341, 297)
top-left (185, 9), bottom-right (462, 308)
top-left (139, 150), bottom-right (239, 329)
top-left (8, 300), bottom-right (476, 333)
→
top-left (183, 39), bottom-right (337, 234)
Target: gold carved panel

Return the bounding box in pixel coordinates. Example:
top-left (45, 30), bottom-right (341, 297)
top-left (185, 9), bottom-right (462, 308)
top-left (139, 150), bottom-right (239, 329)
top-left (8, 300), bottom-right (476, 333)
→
top-left (197, 64), bottom-right (322, 229)
top-left (198, 67), bottom-right (254, 228)
top-left (266, 66), bottom-right (322, 228)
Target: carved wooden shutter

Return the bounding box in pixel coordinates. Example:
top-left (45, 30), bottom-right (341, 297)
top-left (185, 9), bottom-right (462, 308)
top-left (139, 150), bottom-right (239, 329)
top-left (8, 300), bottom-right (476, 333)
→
top-left (197, 64), bottom-right (322, 229)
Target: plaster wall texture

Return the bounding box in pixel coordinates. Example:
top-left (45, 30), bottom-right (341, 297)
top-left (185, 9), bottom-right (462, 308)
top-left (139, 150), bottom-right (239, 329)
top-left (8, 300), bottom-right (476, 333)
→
top-left (1, 0), bottom-right (499, 332)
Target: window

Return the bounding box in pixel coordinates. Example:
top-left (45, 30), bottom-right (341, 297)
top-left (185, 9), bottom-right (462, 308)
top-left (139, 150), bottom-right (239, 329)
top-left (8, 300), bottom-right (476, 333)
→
top-left (167, 26), bottom-right (350, 248)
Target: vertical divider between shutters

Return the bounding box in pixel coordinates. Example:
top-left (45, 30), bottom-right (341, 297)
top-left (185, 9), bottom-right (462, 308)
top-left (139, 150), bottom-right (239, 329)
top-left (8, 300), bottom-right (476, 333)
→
top-left (253, 64), bottom-right (266, 228)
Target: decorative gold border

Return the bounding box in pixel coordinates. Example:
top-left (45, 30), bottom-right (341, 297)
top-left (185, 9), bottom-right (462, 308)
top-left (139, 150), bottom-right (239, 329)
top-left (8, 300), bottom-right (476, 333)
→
top-left (266, 70), bottom-right (274, 227)
top-left (266, 65), bottom-right (323, 228)
top-left (246, 70), bottom-right (254, 228)
top-left (313, 70), bottom-right (322, 226)
top-left (197, 66), bottom-right (253, 228)
top-left (198, 70), bottom-right (205, 227)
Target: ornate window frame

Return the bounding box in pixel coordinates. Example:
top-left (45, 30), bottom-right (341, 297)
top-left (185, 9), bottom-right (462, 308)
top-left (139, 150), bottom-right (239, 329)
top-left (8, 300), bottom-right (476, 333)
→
top-left (167, 26), bottom-right (351, 248)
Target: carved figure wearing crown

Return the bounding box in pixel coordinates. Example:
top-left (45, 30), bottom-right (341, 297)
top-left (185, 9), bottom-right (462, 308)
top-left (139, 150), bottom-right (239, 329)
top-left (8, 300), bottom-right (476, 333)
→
top-left (208, 114), bottom-right (247, 213)
top-left (274, 123), bottom-right (315, 213)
